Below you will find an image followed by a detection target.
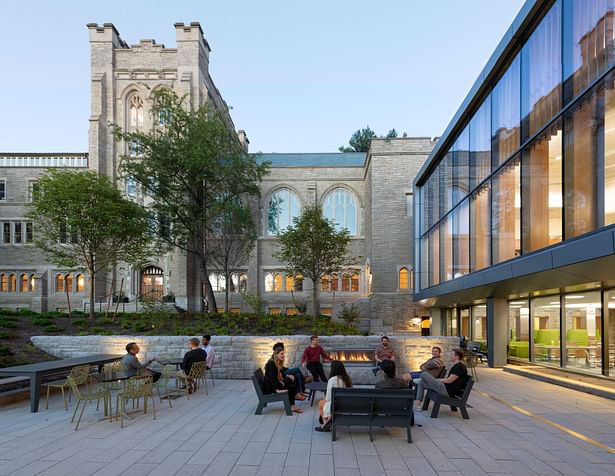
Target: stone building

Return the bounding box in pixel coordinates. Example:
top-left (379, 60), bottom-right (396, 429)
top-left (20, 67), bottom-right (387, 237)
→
top-left (0, 22), bottom-right (435, 332)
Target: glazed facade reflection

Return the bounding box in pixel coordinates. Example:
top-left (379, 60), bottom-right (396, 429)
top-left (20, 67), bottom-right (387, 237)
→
top-left (418, 0), bottom-right (615, 290)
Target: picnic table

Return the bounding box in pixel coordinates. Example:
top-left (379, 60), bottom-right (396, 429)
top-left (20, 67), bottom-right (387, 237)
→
top-left (0, 354), bottom-right (123, 412)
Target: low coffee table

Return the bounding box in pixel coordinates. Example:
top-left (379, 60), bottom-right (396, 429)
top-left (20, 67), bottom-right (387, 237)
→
top-left (305, 381), bottom-right (328, 407)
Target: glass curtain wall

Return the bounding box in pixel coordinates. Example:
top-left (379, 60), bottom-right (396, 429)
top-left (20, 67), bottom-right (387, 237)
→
top-left (472, 305), bottom-right (488, 350)
top-left (470, 183), bottom-right (491, 271)
top-left (453, 199), bottom-right (470, 278)
top-left (452, 127), bottom-right (470, 206)
top-left (492, 55), bottom-right (521, 168)
top-left (605, 84), bottom-right (615, 226)
top-left (564, 292), bottom-right (602, 373)
top-left (470, 98), bottom-right (491, 188)
top-left (509, 300), bottom-right (530, 360)
top-left (607, 289), bottom-right (615, 376)
top-left (522, 125), bottom-right (563, 252)
top-left (492, 156), bottom-right (520, 263)
top-left (460, 308), bottom-right (470, 338)
top-left (533, 296), bottom-right (561, 366)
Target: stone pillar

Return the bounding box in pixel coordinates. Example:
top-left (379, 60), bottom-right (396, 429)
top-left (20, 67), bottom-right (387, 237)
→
top-left (429, 307), bottom-right (444, 336)
top-left (487, 297), bottom-right (508, 367)
top-left (31, 271), bottom-right (48, 313)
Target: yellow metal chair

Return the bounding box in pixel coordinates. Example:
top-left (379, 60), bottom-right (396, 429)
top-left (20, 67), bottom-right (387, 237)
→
top-left (115, 375), bottom-right (155, 428)
top-left (176, 361), bottom-right (207, 399)
top-left (44, 364), bottom-right (92, 411)
top-left (67, 376), bottom-right (111, 430)
top-left (153, 364), bottom-right (178, 407)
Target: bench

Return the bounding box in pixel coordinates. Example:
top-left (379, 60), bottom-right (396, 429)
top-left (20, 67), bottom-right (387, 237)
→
top-left (421, 377), bottom-right (474, 419)
top-left (251, 368), bottom-right (292, 416)
top-left (331, 387), bottom-right (415, 443)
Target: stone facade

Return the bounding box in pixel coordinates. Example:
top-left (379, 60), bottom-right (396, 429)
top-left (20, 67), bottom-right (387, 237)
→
top-left (0, 22), bottom-right (437, 333)
top-left (31, 335), bottom-right (460, 384)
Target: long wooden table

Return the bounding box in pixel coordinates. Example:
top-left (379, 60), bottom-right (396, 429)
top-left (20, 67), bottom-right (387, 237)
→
top-left (0, 354), bottom-right (123, 412)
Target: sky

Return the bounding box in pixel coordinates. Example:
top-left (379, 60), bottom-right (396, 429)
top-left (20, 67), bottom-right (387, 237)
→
top-left (0, 0), bottom-right (526, 154)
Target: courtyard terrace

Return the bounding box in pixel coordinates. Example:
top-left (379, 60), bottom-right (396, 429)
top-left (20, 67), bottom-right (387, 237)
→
top-left (1, 368), bottom-right (615, 475)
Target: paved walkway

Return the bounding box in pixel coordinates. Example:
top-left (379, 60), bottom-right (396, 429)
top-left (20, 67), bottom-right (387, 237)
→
top-left (1, 368), bottom-right (615, 475)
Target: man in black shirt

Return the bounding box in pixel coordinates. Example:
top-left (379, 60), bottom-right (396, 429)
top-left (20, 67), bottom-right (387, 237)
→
top-left (414, 348), bottom-right (468, 410)
top-left (375, 360), bottom-right (412, 390)
top-left (177, 338), bottom-right (207, 393)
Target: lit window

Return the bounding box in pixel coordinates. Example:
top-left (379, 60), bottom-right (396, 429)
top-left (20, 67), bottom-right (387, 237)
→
top-left (0, 179), bottom-right (5, 201)
top-left (56, 274), bottom-right (64, 293)
top-left (269, 307), bottom-right (281, 315)
top-left (274, 274), bottom-right (283, 292)
top-left (320, 308), bottom-right (333, 316)
top-left (208, 273), bottom-right (225, 292)
top-left (321, 275), bottom-right (330, 292)
top-left (405, 192), bottom-right (413, 218)
top-left (294, 274), bottom-right (303, 292)
top-left (20, 273), bottom-right (28, 292)
top-left (77, 274), bottom-right (85, 292)
top-left (265, 273), bottom-right (274, 292)
top-left (30, 274), bottom-right (35, 293)
top-left (9, 274), bottom-right (16, 293)
top-left (351, 272), bottom-right (359, 292)
top-left (331, 274), bottom-right (339, 292)
top-left (285, 275), bottom-right (294, 292)
top-left (230, 308), bottom-right (241, 314)
top-left (323, 188), bottom-right (358, 235)
top-left (0, 274), bottom-right (7, 292)
top-left (286, 308), bottom-right (298, 316)
top-left (238, 273), bottom-right (248, 293)
top-left (267, 188), bottom-right (300, 235)
top-left (65, 274), bottom-right (73, 293)
top-left (128, 94), bottom-right (144, 129)
top-left (399, 267), bottom-right (409, 290)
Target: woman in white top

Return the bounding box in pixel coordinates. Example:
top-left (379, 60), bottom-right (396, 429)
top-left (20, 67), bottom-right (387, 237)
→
top-left (315, 360), bottom-right (352, 432)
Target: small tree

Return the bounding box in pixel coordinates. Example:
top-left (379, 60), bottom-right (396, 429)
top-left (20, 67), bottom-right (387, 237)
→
top-left (276, 205), bottom-right (355, 316)
top-left (27, 170), bottom-right (151, 319)
top-left (114, 87), bottom-right (269, 312)
top-left (339, 126), bottom-right (399, 152)
top-left (207, 200), bottom-right (256, 312)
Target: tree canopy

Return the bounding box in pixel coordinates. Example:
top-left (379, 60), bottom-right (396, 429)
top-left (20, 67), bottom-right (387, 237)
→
top-left (275, 205), bottom-right (355, 316)
top-left (339, 126), bottom-right (400, 152)
top-left (27, 169), bottom-right (151, 319)
top-left (113, 87), bottom-right (269, 312)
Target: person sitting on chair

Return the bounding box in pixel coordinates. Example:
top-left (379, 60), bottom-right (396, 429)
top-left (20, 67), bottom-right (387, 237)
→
top-left (375, 360), bottom-right (412, 390)
top-left (177, 337), bottom-right (207, 394)
top-left (273, 342), bottom-right (307, 398)
top-left (122, 342), bottom-right (162, 382)
top-left (406, 346), bottom-right (445, 380)
top-left (315, 360), bottom-right (352, 432)
top-left (301, 335), bottom-right (331, 382)
top-left (414, 348), bottom-right (469, 410)
top-left (262, 347), bottom-right (303, 414)
top-left (201, 334), bottom-right (215, 371)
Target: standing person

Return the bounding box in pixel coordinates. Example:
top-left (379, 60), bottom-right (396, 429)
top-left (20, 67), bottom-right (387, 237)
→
top-left (414, 348), bottom-right (469, 410)
top-left (315, 360), bottom-right (352, 432)
top-left (201, 335), bottom-right (215, 371)
top-left (301, 335), bottom-right (331, 382)
top-left (372, 336), bottom-right (396, 377)
top-left (375, 360), bottom-right (412, 390)
top-left (177, 337), bottom-right (207, 394)
top-left (262, 347), bottom-right (303, 413)
top-left (407, 346), bottom-right (445, 380)
top-left (122, 342), bottom-right (162, 382)
top-left (273, 342), bottom-right (307, 398)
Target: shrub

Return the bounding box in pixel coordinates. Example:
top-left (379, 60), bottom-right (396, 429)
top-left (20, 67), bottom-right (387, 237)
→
top-left (132, 321), bottom-right (146, 333)
top-left (73, 319), bottom-right (87, 328)
top-left (43, 324), bottom-right (62, 333)
top-left (32, 318), bottom-right (51, 327)
top-left (0, 332), bottom-right (16, 339)
top-left (337, 302), bottom-right (361, 326)
top-left (0, 320), bottom-right (18, 329)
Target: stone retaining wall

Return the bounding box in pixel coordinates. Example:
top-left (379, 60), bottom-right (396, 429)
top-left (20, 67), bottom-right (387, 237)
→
top-left (31, 335), bottom-right (460, 384)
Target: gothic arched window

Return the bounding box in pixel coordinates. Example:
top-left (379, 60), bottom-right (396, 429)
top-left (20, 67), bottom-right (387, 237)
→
top-left (323, 188), bottom-right (358, 235)
top-left (267, 188), bottom-right (300, 235)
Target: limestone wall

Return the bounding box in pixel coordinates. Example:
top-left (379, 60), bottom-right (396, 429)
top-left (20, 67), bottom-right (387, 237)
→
top-left (31, 335), bottom-right (460, 384)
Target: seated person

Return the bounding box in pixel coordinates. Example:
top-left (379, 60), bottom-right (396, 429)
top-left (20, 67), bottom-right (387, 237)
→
top-left (372, 336), bottom-right (395, 377)
top-left (375, 359), bottom-right (412, 390)
top-left (122, 342), bottom-right (162, 382)
top-left (315, 360), bottom-right (352, 432)
top-left (273, 342), bottom-right (306, 398)
top-left (301, 335), bottom-right (331, 382)
top-left (407, 346), bottom-right (444, 380)
top-left (262, 348), bottom-right (303, 413)
top-left (201, 334), bottom-right (215, 371)
top-left (177, 337), bottom-right (207, 393)
top-left (414, 348), bottom-right (469, 410)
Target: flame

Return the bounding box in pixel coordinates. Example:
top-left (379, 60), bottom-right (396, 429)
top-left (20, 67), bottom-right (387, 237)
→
top-left (329, 350), bottom-right (372, 362)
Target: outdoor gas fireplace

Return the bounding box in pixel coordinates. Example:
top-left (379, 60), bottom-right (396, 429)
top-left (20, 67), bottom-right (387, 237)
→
top-left (327, 349), bottom-right (374, 365)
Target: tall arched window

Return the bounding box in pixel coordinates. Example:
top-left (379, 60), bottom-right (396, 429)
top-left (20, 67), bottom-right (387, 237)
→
top-left (323, 188), bottom-right (358, 235)
top-left (0, 273), bottom-right (7, 292)
top-left (128, 94), bottom-right (144, 129)
top-left (56, 274), bottom-right (64, 293)
top-left (9, 274), bottom-right (16, 293)
top-left (399, 267), bottom-right (410, 290)
top-left (265, 273), bottom-right (274, 292)
top-left (20, 273), bottom-right (28, 292)
top-left (274, 274), bottom-right (283, 292)
top-left (267, 188), bottom-right (300, 234)
top-left (30, 274), bottom-right (36, 293)
top-left (65, 274), bottom-right (73, 293)
top-left (76, 274), bottom-right (85, 293)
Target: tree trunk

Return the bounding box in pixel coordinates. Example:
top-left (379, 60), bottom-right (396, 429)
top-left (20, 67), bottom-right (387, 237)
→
top-left (65, 279), bottom-right (73, 319)
top-left (113, 277), bottom-right (124, 321)
top-left (89, 273), bottom-right (95, 320)
top-left (224, 272), bottom-right (230, 313)
top-left (311, 281), bottom-right (320, 317)
top-left (105, 275), bottom-right (115, 319)
top-left (200, 260), bottom-right (217, 314)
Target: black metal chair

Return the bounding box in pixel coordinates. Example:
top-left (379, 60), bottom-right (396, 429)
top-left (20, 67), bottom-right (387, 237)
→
top-left (421, 377), bottom-right (474, 419)
top-left (251, 369), bottom-right (292, 416)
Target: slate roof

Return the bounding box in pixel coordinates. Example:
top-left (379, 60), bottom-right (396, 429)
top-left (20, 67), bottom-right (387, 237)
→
top-left (255, 152), bottom-right (366, 167)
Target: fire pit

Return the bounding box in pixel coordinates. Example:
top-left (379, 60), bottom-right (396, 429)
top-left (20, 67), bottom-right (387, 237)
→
top-left (327, 349), bottom-right (374, 366)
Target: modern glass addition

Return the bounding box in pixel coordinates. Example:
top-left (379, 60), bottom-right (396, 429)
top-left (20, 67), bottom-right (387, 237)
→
top-left (418, 0), bottom-right (615, 289)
